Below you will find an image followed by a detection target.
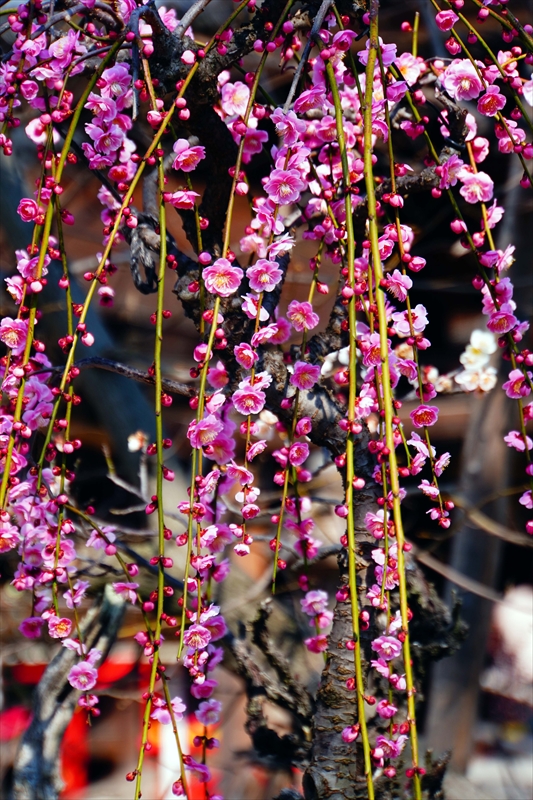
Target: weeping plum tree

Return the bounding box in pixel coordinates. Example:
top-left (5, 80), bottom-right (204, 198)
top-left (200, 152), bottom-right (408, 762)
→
top-left (1, 0), bottom-right (532, 798)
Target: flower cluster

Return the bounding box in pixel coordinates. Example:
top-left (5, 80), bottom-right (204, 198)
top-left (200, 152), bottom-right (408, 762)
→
top-left (1, 2), bottom-right (532, 798)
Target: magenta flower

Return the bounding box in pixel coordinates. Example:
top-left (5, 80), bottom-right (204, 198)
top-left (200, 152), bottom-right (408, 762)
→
top-left (182, 624), bottom-right (212, 650)
top-left (439, 154), bottom-right (465, 189)
top-left (385, 269), bottom-right (413, 302)
top-left (371, 635), bottom-right (402, 661)
top-left (290, 361), bottom-right (321, 390)
top-left (504, 431), bottom-right (532, 452)
top-left (246, 259), bottom-right (283, 292)
top-left (434, 451), bottom-right (451, 477)
top-left (442, 59), bottom-right (484, 101)
top-left (376, 699), bottom-right (398, 719)
top-left (251, 323), bottom-right (279, 346)
top-left (458, 170), bottom-right (494, 204)
top-left (478, 86), bottom-right (506, 117)
top-left (68, 661), bottom-right (98, 691)
top-left (264, 168), bottom-right (306, 205)
top-left (172, 138), bottom-right (206, 172)
top-left (19, 617), bottom-right (45, 639)
top-left (294, 86), bottom-right (326, 113)
top-left (188, 415), bottom-right (224, 449)
top-left (301, 590), bottom-right (328, 616)
top-left (247, 440), bottom-right (267, 461)
top-left (112, 582), bottom-right (139, 603)
top-left (304, 634), bottom-right (329, 653)
top-left (241, 293), bottom-right (270, 321)
top-left (358, 37), bottom-right (397, 67)
top-left (100, 64), bottom-right (131, 101)
top-left (410, 405), bottom-right (439, 428)
top-left (391, 303), bottom-right (428, 337)
top-left (503, 369), bottom-right (532, 400)
top-left (184, 756), bottom-right (211, 783)
top-left (270, 108), bottom-right (306, 146)
top-left (287, 300), bottom-right (319, 332)
top-left (221, 81), bottom-right (250, 116)
top-left (435, 10), bottom-right (459, 30)
top-left (0, 521), bottom-right (20, 553)
top-left (419, 480), bottom-right (440, 499)
top-left (232, 386), bottom-right (266, 415)
top-left (342, 725), bottom-right (360, 743)
top-left (191, 679), bottom-right (217, 699)
top-left (195, 698), bottom-right (222, 726)
top-left (288, 442), bottom-right (309, 467)
top-left (486, 306), bottom-right (518, 335)
top-left (519, 490), bottom-right (532, 510)
top-left (48, 616), bottom-right (73, 639)
top-left (166, 190), bottom-right (200, 209)
top-left (0, 317), bottom-right (29, 355)
top-left (374, 734), bottom-right (407, 760)
top-left (203, 258), bottom-right (243, 297)
top-left (234, 343), bottom-right (258, 369)
top-left (17, 198), bottom-right (39, 222)
top-left (85, 122), bottom-right (124, 154)
top-left (480, 245), bottom-right (516, 274)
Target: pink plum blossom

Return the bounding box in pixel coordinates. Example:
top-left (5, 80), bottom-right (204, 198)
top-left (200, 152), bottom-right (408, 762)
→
top-left (195, 699), bottom-right (222, 726)
top-left (434, 452), bottom-right (451, 476)
top-left (288, 442), bottom-right (309, 467)
top-left (172, 138), bottom-right (206, 172)
top-left (68, 661), bottom-right (98, 691)
top-left (486, 305), bottom-right (518, 335)
top-left (458, 170), bottom-right (494, 204)
top-left (376, 699), bottom-right (398, 719)
top-left (0, 521), bottom-right (21, 552)
top-left (241, 293), bottom-right (270, 321)
top-left (301, 590), bottom-right (328, 615)
top-left (166, 190), bottom-right (200, 209)
top-left (385, 270), bottom-right (412, 301)
top-left (290, 361), bottom-right (321, 390)
top-left (270, 108), bottom-right (306, 146)
top-left (264, 169), bottom-right (306, 205)
top-left (503, 369), bottom-right (532, 399)
top-left (48, 616), bottom-right (73, 639)
top-left (342, 725), bottom-right (360, 743)
top-left (435, 10), bottom-right (459, 30)
top-left (287, 300), bottom-right (319, 332)
top-left (232, 386), bottom-right (266, 415)
top-left (478, 85), bottom-right (506, 116)
top-left (304, 634), bottom-right (329, 653)
top-left (374, 734), bottom-right (407, 760)
top-left (442, 59), bottom-right (484, 100)
top-left (358, 38), bottom-right (397, 67)
top-left (188, 415), bottom-right (224, 449)
top-left (234, 343), bottom-right (258, 369)
top-left (112, 582), bottom-right (139, 603)
top-left (391, 304), bottom-right (428, 337)
top-left (410, 405), bottom-right (439, 428)
top-left (439, 154), bottom-right (465, 189)
top-left (19, 617), bottom-right (45, 638)
top-left (221, 81), bottom-right (250, 116)
top-left (182, 624), bottom-right (211, 650)
top-left (203, 258), bottom-right (243, 297)
top-left (0, 318), bottom-right (29, 355)
top-left (246, 259), bottom-right (283, 292)
top-left (371, 635), bottom-right (402, 661)
top-left (504, 431), bottom-right (532, 452)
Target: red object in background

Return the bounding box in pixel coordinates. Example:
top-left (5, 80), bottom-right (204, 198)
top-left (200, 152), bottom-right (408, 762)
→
top-left (60, 709), bottom-right (89, 797)
top-left (7, 658), bottom-right (149, 797)
top-left (0, 706), bottom-right (32, 741)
